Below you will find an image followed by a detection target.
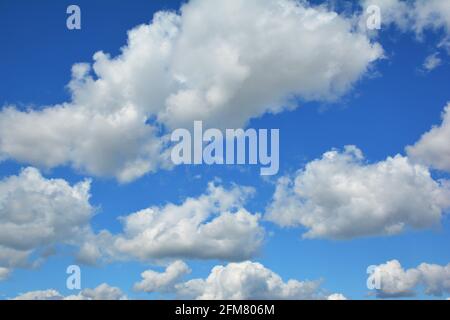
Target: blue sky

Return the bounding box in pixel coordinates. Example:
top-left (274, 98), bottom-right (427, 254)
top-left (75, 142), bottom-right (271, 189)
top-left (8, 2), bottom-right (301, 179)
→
top-left (1, 0), bottom-right (450, 300)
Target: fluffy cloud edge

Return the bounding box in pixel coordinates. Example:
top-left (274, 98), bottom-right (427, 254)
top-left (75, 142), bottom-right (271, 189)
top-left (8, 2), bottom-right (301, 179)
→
top-left (370, 260), bottom-right (450, 298)
top-left (0, 0), bottom-right (384, 182)
top-left (134, 260), bottom-right (346, 300)
top-left (12, 283), bottom-right (127, 300)
top-left (407, 103), bottom-right (450, 172)
top-left (266, 145), bottom-right (450, 239)
top-left (0, 167), bottom-right (95, 279)
top-left (80, 182), bottom-right (265, 263)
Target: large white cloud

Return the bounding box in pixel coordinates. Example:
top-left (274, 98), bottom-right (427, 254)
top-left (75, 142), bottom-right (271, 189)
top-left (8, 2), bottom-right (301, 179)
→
top-left (0, 0), bottom-right (383, 182)
top-left (174, 261), bottom-right (344, 300)
top-left (79, 182), bottom-right (264, 263)
top-left (266, 146), bottom-right (450, 239)
top-left (0, 167), bottom-right (95, 278)
top-left (12, 283), bottom-right (127, 300)
top-left (371, 260), bottom-right (450, 298)
top-left (0, 103), bottom-right (170, 183)
top-left (407, 103), bottom-right (450, 172)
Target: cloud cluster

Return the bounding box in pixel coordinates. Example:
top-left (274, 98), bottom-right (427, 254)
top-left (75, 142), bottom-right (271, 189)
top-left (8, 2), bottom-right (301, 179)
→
top-left (266, 146), bottom-right (450, 239)
top-left (135, 260), bottom-right (345, 300)
top-left (82, 182), bottom-right (264, 263)
top-left (13, 261), bottom-right (346, 300)
top-left (0, 167), bottom-right (94, 279)
top-left (0, 166), bottom-right (264, 276)
top-left (372, 260), bottom-right (450, 298)
top-left (12, 283), bottom-right (127, 300)
top-left (0, 0), bottom-right (383, 182)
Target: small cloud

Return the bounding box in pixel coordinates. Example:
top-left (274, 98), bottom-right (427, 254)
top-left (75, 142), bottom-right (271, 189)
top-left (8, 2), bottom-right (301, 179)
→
top-left (422, 53), bottom-right (442, 72)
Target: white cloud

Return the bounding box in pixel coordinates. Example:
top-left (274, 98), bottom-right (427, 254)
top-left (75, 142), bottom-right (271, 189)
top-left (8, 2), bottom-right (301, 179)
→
top-left (12, 289), bottom-right (63, 300)
top-left (84, 182), bottom-right (264, 262)
top-left (327, 293), bottom-right (347, 300)
top-left (0, 0), bottom-right (383, 181)
top-left (362, 0), bottom-right (450, 36)
top-left (13, 284), bottom-right (127, 300)
top-left (174, 261), bottom-right (344, 300)
top-left (361, 0), bottom-right (450, 71)
top-left (0, 168), bottom-right (264, 271)
top-left (266, 146), bottom-right (450, 239)
top-left (418, 263), bottom-right (450, 296)
top-left (362, 0), bottom-right (411, 30)
top-left (13, 264), bottom-right (345, 300)
top-left (157, 0), bottom-right (382, 129)
top-left (412, 0), bottom-right (450, 35)
top-left (372, 260), bottom-right (450, 298)
top-left (65, 283), bottom-right (127, 300)
top-left (0, 104), bottom-right (170, 183)
top-left (0, 167), bottom-right (95, 277)
top-left (407, 103), bottom-right (450, 172)
top-left (134, 260), bottom-right (191, 293)
top-left (422, 53), bottom-right (442, 71)
top-left (0, 267), bottom-right (10, 280)
top-left (371, 260), bottom-right (421, 298)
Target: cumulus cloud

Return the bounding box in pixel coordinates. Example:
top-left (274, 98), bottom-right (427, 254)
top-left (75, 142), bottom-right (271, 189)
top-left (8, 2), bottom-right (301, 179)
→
top-left (0, 167), bottom-right (95, 277)
top-left (0, 167), bottom-right (263, 270)
top-left (0, 0), bottom-right (383, 181)
top-left (81, 182), bottom-right (264, 263)
top-left (65, 283), bottom-right (127, 300)
top-left (0, 104), bottom-right (170, 183)
top-left (266, 146), bottom-right (450, 239)
top-left (407, 103), bottom-right (450, 172)
top-left (371, 260), bottom-right (421, 298)
top-left (174, 261), bottom-right (344, 300)
top-left (157, 0), bottom-right (382, 129)
top-left (111, 183), bottom-right (263, 261)
top-left (13, 263), bottom-right (345, 300)
top-left (12, 283), bottom-right (127, 300)
top-left (372, 260), bottom-right (450, 298)
top-left (134, 260), bottom-right (191, 293)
